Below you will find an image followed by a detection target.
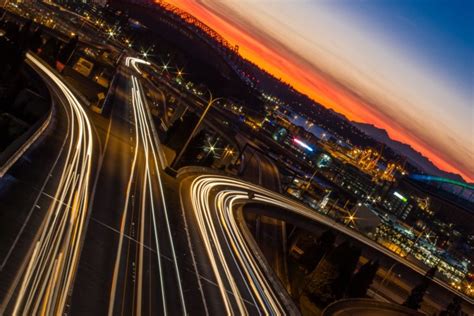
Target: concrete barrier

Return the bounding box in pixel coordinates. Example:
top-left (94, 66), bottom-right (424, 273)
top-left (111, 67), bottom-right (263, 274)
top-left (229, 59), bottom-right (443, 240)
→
top-left (0, 55), bottom-right (53, 177)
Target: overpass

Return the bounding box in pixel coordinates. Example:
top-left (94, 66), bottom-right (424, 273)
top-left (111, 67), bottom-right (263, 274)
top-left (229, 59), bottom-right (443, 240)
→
top-left (409, 174), bottom-right (474, 191)
top-left (178, 173), bottom-right (474, 315)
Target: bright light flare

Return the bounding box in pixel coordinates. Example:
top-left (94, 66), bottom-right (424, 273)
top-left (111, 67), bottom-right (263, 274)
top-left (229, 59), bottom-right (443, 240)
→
top-left (293, 138), bottom-right (314, 152)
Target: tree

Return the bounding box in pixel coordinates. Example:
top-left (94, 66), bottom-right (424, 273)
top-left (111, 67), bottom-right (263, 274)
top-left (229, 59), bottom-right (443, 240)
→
top-left (346, 259), bottom-right (379, 298)
top-left (306, 241), bottom-right (361, 306)
top-left (403, 266), bottom-right (436, 310)
top-left (439, 296), bottom-right (462, 316)
top-left (164, 113), bottom-right (198, 150)
top-left (18, 19), bottom-right (32, 53)
top-left (200, 151), bottom-right (215, 167)
top-left (300, 229), bottom-right (335, 272)
top-left (29, 27), bottom-right (43, 53)
top-left (183, 129), bottom-right (207, 164)
top-left (4, 21), bottom-right (20, 44)
top-left (58, 34), bottom-right (78, 64)
top-left (40, 37), bottom-right (60, 66)
top-left (332, 243), bottom-right (361, 299)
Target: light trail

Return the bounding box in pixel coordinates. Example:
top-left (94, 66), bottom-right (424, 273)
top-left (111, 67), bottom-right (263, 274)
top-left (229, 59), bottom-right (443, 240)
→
top-left (7, 53), bottom-right (94, 315)
top-left (185, 174), bottom-right (474, 313)
top-left (125, 56), bottom-right (150, 75)
top-left (108, 58), bottom-right (186, 315)
top-left (189, 176), bottom-right (286, 315)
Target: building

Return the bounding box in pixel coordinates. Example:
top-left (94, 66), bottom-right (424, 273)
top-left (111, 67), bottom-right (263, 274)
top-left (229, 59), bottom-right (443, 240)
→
top-left (325, 162), bottom-right (383, 200)
top-left (381, 190), bottom-right (416, 220)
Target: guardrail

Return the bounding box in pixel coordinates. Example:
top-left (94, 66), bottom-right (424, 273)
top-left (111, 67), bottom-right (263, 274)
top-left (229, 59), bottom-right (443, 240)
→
top-left (234, 205), bottom-right (300, 314)
top-left (0, 54), bottom-right (53, 177)
top-left (0, 108), bottom-right (52, 178)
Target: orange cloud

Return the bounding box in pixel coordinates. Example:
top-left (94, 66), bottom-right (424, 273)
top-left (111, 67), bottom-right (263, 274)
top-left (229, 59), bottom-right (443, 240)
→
top-left (161, 0), bottom-right (473, 182)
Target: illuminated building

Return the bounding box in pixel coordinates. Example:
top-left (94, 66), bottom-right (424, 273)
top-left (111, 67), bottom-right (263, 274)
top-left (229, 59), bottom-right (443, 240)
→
top-left (272, 127), bottom-right (287, 142)
top-left (381, 190), bottom-right (415, 220)
top-left (316, 153), bottom-right (332, 169)
top-left (325, 161), bottom-right (383, 200)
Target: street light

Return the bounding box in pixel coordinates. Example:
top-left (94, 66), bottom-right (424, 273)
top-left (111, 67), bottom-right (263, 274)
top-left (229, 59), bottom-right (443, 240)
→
top-left (170, 92), bottom-right (222, 170)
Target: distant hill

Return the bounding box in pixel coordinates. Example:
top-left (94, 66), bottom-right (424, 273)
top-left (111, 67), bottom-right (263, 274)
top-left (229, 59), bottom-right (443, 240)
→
top-left (353, 122), bottom-right (466, 182)
top-left (114, 0), bottom-right (468, 185)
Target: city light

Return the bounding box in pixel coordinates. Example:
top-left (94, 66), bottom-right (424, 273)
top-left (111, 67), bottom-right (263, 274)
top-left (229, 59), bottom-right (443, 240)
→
top-left (1, 2), bottom-right (471, 314)
top-left (393, 191), bottom-right (408, 202)
top-left (293, 138), bottom-right (314, 152)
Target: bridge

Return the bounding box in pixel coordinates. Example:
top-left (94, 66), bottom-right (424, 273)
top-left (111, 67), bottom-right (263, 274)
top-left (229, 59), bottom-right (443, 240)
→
top-left (409, 174), bottom-right (474, 191)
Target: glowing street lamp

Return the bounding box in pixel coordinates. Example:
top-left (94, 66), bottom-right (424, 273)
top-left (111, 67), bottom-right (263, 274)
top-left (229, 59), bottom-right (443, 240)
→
top-left (345, 210), bottom-right (358, 226)
top-left (171, 92), bottom-right (222, 170)
top-left (176, 67), bottom-right (185, 78)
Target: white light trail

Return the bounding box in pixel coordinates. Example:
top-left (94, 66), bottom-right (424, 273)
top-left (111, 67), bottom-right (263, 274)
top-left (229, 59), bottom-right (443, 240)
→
top-left (125, 56), bottom-right (150, 75)
top-left (293, 138), bottom-right (313, 152)
top-left (185, 174), bottom-right (474, 313)
top-left (109, 58), bottom-right (186, 315)
top-left (10, 53), bottom-right (94, 315)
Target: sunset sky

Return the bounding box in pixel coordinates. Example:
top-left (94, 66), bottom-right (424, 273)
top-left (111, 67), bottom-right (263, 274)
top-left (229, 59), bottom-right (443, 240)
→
top-left (161, 0), bottom-right (473, 182)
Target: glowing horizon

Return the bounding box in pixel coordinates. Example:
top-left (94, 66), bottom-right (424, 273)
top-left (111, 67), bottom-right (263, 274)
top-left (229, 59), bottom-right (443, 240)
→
top-left (160, 0), bottom-right (473, 183)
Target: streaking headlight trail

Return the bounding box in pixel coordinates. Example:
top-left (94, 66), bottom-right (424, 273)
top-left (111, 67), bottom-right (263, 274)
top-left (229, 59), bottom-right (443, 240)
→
top-left (108, 57), bottom-right (186, 315)
top-left (184, 174), bottom-right (474, 313)
top-left (10, 53), bottom-right (94, 315)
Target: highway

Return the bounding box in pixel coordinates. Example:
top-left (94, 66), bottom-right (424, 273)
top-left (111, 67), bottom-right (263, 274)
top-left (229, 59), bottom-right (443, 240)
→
top-left (0, 53), bottom-right (95, 315)
top-left (107, 65), bottom-right (186, 315)
top-left (69, 57), bottom-right (186, 315)
top-left (179, 173), bottom-right (474, 314)
top-left (0, 49), bottom-right (469, 314)
top-left (240, 144), bottom-right (289, 290)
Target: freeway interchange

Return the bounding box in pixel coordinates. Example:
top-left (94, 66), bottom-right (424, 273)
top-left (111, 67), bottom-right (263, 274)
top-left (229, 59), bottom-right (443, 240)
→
top-left (0, 53), bottom-right (472, 315)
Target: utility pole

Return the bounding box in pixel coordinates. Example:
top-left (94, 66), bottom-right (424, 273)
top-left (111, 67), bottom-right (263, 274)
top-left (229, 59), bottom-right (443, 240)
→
top-left (304, 168), bottom-right (318, 190)
top-left (170, 92), bottom-right (222, 170)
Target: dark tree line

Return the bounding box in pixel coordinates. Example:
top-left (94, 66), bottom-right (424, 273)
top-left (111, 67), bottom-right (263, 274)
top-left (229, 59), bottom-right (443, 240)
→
top-left (0, 17), bottom-right (78, 101)
top-left (163, 112), bottom-right (215, 168)
top-left (298, 231), bottom-right (379, 307)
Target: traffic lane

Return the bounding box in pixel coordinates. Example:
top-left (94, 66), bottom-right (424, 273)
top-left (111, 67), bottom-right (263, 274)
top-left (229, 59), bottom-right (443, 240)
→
top-left (111, 158), bottom-right (211, 315)
top-left (260, 154), bottom-right (281, 192)
top-left (110, 151), bottom-right (150, 316)
top-left (129, 58), bottom-right (263, 313)
top-left (181, 175), bottom-right (297, 314)
top-left (70, 67), bottom-right (189, 315)
top-left (241, 147), bottom-right (280, 192)
top-left (241, 148), bottom-right (261, 185)
top-left (185, 175), bottom-right (474, 313)
top-left (0, 86), bottom-right (70, 302)
top-left (1, 54), bottom-right (100, 315)
top-left (179, 175), bottom-right (261, 315)
top-left (241, 149), bottom-right (287, 287)
top-left (69, 68), bottom-right (134, 315)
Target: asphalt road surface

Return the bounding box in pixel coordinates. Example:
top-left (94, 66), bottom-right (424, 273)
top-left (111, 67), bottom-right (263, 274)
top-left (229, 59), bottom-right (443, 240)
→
top-left (0, 54), bottom-right (98, 315)
top-left (70, 59), bottom-right (188, 316)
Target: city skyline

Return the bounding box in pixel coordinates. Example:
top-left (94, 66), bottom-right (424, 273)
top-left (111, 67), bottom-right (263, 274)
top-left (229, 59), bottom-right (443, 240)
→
top-left (163, 0), bottom-right (474, 182)
top-left (0, 2), bottom-right (473, 314)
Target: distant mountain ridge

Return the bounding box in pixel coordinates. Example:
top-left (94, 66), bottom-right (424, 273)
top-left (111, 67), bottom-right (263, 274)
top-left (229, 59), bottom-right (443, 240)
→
top-left (117, 0), bottom-right (469, 185)
top-left (353, 122), bottom-right (467, 183)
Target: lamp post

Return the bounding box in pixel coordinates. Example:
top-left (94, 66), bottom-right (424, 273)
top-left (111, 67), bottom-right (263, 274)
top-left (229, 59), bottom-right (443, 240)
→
top-left (170, 92), bottom-right (222, 170)
top-left (304, 168), bottom-right (318, 190)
